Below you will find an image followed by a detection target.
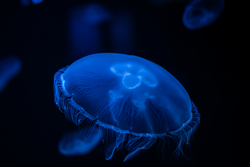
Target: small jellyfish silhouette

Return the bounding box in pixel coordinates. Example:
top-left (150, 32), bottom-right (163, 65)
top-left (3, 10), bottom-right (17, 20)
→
top-left (68, 3), bottom-right (111, 63)
top-left (58, 128), bottom-right (102, 156)
top-left (20, 0), bottom-right (43, 6)
top-left (182, 0), bottom-right (224, 30)
top-left (53, 53), bottom-right (200, 162)
top-left (0, 56), bottom-right (22, 93)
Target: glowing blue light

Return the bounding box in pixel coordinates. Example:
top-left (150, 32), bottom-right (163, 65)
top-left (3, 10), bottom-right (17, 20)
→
top-left (58, 128), bottom-right (102, 156)
top-left (182, 0), bottom-right (224, 30)
top-left (0, 56), bottom-right (22, 93)
top-left (20, 0), bottom-right (43, 6)
top-left (54, 53), bottom-right (200, 161)
top-left (31, 0), bottom-right (43, 4)
top-left (68, 3), bottom-right (111, 63)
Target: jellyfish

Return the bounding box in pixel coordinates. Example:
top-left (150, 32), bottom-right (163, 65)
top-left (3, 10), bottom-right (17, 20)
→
top-left (58, 127), bottom-right (102, 156)
top-left (68, 3), bottom-right (111, 63)
top-left (182, 0), bottom-right (224, 30)
top-left (0, 56), bottom-right (22, 93)
top-left (53, 53), bottom-right (200, 161)
top-left (20, 0), bottom-right (43, 6)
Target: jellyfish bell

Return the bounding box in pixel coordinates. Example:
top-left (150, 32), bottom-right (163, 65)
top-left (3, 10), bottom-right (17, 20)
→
top-left (20, 0), bottom-right (43, 6)
top-left (182, 0), bottom-right (224, 30)
top-left (58, 128), bottom-right (102, 156)
top-left (54, 53), bottom-right (200, 161)
top-left (0, 56), bottom-right (22, 93)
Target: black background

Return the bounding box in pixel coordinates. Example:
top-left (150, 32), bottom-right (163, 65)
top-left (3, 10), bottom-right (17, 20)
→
top-left (0, 0), bottom-right (239, 166)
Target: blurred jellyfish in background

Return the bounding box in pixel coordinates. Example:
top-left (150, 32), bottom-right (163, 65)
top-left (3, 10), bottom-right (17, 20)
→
top-left (110, 11), bottom-right (134, 55)
top-left (58, 127), bottom-right (102, 156)
top-left (20, 0), bottom-right (43, 6)
top-left (68, 3), bottom-right (111, 63)
top-left (182, 0), bottom-right (224, 30)
top-left (0, 56), bottom-right (22, 93)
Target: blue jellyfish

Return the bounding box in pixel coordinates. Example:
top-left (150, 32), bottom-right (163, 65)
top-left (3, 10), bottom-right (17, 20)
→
top-left (68, 3), bottom-right (111, 63)
top-left (58, 127), bottom-right (102, 156)
top-left (20, 0), bottom-right (43, 6)
top-left (182, 0), bottom-right (224, 30)
top-left (0, 56), bottom-right (22, 93)
top-left (53, 53), bottom-right (200, 161)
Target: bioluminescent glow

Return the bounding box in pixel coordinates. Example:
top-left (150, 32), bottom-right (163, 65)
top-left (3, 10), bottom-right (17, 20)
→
top-left (20, 0), bottom-right (43, 6)
top-left (68, 3), bottom-right (111, 63)
top-left (32, 0), bottom-right (43, 4)
top-left (0, 56), bottom-right (22, 93)
top-left (54, 53), bottom-right (200, 161)
top-left (182, 0), bottom-right (224, 30)
top-left (58, 128), bottom-right (102, 156)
